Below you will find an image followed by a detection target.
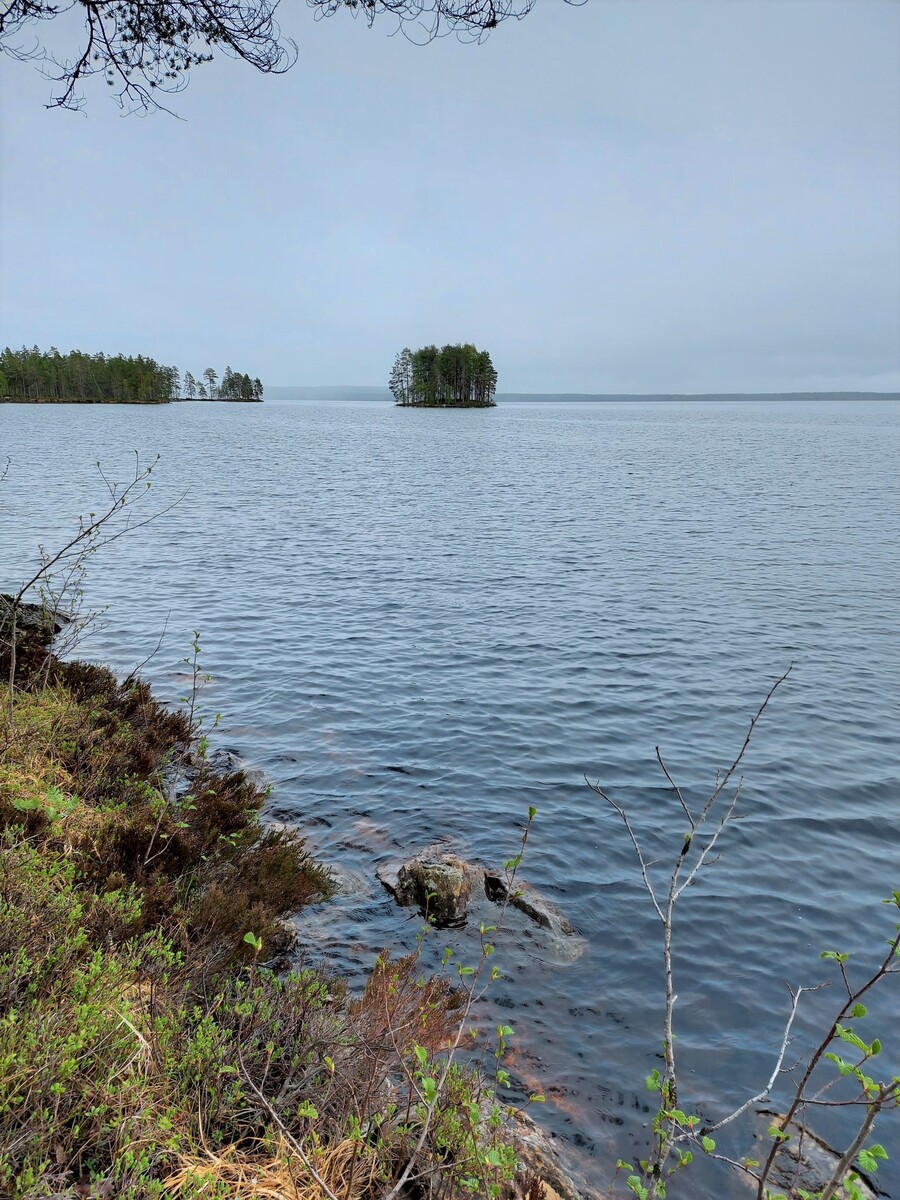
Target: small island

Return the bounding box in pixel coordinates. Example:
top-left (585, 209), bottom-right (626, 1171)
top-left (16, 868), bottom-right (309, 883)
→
top-left (389, 344), bottom-right (497, 407)
top-left (0, 346), bottom-right (263, 403)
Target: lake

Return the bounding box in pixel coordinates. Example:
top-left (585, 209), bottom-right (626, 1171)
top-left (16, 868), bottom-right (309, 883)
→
top-left (2, 397), bottom-right (898, 1196)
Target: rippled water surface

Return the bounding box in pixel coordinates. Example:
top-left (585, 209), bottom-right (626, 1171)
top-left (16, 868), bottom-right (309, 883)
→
top-left (2, 398), bottom-right (899, 1196)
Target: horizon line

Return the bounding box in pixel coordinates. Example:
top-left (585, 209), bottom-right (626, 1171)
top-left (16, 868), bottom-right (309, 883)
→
top-left (266, 386), bottom-right (900, 399)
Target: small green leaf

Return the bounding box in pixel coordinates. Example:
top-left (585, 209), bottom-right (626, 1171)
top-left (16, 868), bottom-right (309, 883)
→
top-left (836, 1025), bottom-right (868, 1053)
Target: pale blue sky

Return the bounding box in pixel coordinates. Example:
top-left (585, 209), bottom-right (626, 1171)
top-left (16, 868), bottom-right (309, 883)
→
top-left (1, 1), bottom-right (898, 393)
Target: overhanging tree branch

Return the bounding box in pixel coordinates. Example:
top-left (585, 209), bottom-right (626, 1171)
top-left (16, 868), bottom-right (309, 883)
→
top-left (1, 0), bottom-right (297, 110)
top-left (2, 0), bottom-right (587, 110)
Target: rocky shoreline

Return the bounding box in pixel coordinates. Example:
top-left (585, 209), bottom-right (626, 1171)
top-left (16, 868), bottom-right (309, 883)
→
top-left (0, 605), bottom-right (598, 1200)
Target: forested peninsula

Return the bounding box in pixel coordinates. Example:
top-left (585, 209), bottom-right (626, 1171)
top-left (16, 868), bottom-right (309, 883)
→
top-left (389, 344), bottom-right (497, 407)
top-left (0, 347), bottom-right (263, 403)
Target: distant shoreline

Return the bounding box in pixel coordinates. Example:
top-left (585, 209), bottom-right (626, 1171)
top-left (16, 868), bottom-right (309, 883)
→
top-left (264, 386), bottom-right (899, 404)
top-left (0, 397), bottom-right (262, 405)
top-left (496, 391), bottom-right (900, 402)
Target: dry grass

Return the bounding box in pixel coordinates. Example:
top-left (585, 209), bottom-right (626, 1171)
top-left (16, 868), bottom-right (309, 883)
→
top-left (165, 1137), bottom-right (382, 1200)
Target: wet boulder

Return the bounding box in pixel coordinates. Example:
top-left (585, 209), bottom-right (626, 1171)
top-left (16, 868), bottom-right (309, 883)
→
top-left (0, 596), bottom-right (70, 642)
top-left (378, 846), bottom-right (474, 928)
top-left (394, 851), bottom-right (472, 928)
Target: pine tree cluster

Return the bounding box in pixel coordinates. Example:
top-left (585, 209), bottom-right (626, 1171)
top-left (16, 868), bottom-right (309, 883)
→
top-left (388, 344), bottom-right (497, 407)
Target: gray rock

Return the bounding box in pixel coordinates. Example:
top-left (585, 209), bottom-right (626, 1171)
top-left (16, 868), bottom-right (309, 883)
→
top-left (0, 595), bottom-right (71, 641)
top-left (376, 861), bottom-right (401, 894)
top-left (395, 853), bottom-right (471, 928)
top-left (325, 864), bottom-right (370, 897)
top-left (379, 845), bottom-right (474, 927)
top-left (158, 746), bottom-right (269, 802)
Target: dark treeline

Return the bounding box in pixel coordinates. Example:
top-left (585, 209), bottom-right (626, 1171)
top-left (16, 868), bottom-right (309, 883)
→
top-left (0, 347), bottom-right (263, 402)
top-left (389, 344), bottom-right (497, 407)
top-left (1, 346), bottom-right (177, 402)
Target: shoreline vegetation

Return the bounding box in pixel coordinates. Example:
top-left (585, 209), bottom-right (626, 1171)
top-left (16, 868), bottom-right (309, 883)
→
top-left (0, 347), bottom-right (264, 404)
top-left (0, 396), bottom-right (262, 405)
top-left (0, 605), bottom-right (576, 1200)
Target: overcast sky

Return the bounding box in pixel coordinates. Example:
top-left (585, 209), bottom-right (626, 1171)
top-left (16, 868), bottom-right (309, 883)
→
top-left (1, 1), bottom-right (898, 393)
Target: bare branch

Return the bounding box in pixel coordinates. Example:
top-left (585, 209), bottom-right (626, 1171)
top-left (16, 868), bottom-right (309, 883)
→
top-left (689, 984), bottom-right (817, 1138)
top-left (674, 778), bottom-right (743, 900)
top-left (694, 664), bottom-right (794, 828)
top-left (586, 775), bottom-right (664, 923)
top-left (655, 745), bottom-right (693, 825)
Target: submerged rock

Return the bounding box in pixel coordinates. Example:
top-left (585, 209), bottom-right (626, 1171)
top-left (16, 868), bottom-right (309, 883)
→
top-left (207, 747), bottom-right (243, 774)
top-left (158, 745), bottom-right (269, 805)
top-left (752, 1112), bottom-right (880, 1199)
top-left (323, 864), bottom-right (371, 898)
top-left (507, 1111), bottom-right (603, 1200)
top-left (483, 872), bottom-right (575, 937)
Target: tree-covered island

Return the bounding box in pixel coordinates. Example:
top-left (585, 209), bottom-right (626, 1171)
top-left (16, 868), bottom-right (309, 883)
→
top-left (0, 346), bottom-right (263, 403)
top-left (389, 344), bottom-right (497, 407)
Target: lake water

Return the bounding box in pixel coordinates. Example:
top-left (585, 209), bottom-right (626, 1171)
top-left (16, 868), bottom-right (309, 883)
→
top-left (2, 398), bottom-right (899, 1197)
